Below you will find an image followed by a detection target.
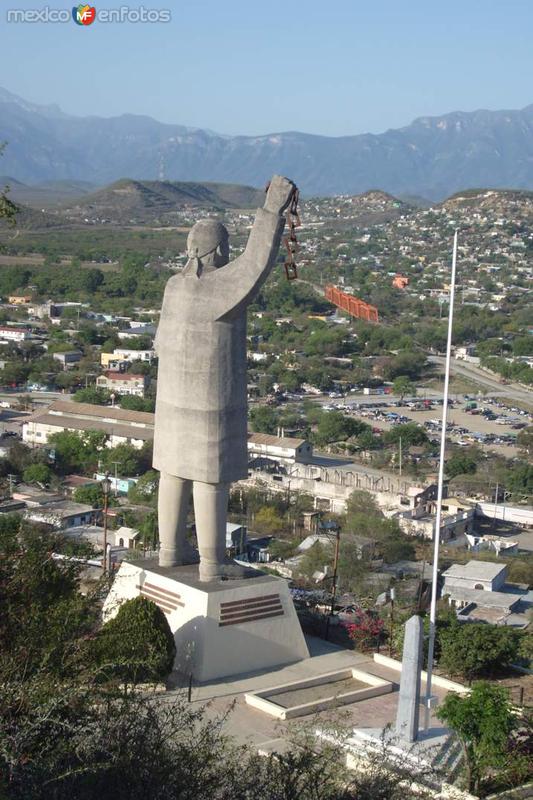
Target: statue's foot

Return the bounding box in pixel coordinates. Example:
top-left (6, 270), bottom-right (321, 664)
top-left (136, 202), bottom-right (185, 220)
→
top-left (198, 558), bottom-right (250, 582)
top-left (159, 543), bottom-right (198, 568)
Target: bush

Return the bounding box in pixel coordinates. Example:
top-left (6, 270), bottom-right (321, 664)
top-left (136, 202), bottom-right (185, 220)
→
top-left (342, 609), bottom-right (384, 652)
top-left (119, 395), bottom-right (155, 413)
top-left (93, 597), bottom-right (176, 686)
top-left (74, 387), bottom-right (111, 405)
top-left (439, 622), bottom-right (522, 682)
top-left (22, 463), bottom-right (51, 485)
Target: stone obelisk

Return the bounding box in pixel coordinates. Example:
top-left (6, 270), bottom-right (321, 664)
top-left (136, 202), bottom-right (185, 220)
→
top-left (396, 615), bottom-right (424, 743)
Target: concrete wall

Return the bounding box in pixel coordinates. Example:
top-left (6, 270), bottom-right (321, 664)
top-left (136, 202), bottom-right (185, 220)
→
top-left (476, 503), bottom-right (533, 527)
top-left (240, 468), bottom-right (426, 515)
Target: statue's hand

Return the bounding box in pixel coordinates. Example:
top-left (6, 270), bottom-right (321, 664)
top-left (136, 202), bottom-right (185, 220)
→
top-left (264, 175), bottom-right (297, 215)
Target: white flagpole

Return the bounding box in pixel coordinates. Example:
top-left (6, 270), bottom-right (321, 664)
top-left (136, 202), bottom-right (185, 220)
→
top-left (424, 230), bottom-right (459, 732)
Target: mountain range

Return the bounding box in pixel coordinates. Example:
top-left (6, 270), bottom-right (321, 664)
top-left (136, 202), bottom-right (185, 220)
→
top-left (1, 87), bottom-right (533, 199)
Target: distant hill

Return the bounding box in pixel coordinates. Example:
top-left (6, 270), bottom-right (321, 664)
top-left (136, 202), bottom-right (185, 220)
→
top-left (1, 87), bottom-right (533, 199)
top-left (0, 177), bottom-right (97, 208)
top-left (311, 189), bottom-right (413, 226)
top-left (57, 179), bottom-right (265, 224)
top-left (441, 187), bottom-right (533, 219)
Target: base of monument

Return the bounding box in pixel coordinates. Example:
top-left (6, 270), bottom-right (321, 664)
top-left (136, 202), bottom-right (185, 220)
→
top-left (324, 726), bottom-right (462, 791)
top-left (103, 559), bottom-right (310, 682)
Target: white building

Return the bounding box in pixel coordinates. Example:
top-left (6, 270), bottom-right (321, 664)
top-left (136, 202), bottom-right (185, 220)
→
top-left (442, 560), bottom-right (507, 594)
top-left (247, 432), bottom-right (313, 467)
top-left (113, 347), bottom-right (155, 363)
top-left (22, 400), bottom-right (154, 449)
top-left (0, 326), bottom-right (29, 343)
top-left (96, 371), bottom-right (147, 398)
top-left (114, 526), bottom-right (140, 548)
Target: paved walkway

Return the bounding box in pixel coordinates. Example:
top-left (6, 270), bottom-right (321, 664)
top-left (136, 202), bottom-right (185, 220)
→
top-left (164, 636), bottom-right (449, 751)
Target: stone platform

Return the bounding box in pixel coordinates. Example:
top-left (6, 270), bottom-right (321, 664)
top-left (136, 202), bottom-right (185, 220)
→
top-left (103, 560), bottom-right (309, 681)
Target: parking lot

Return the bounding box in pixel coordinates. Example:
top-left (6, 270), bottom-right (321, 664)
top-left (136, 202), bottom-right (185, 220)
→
top-left (322, 394), bottom-right (531, 458)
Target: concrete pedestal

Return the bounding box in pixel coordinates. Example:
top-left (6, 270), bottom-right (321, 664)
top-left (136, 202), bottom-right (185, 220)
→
top-left (103, 560), bottom-right (309, 682)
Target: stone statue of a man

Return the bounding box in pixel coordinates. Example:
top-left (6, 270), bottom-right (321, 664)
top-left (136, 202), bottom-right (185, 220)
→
top-left (153, 175), bottom-right (296, 581)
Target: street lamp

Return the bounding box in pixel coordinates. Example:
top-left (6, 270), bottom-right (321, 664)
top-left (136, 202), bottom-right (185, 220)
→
top-left (101, 471), bottom-right (112, 573)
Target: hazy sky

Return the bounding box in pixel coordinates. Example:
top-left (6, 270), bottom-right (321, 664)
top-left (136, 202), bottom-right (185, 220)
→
top-left (2, 0), bottom-right (532, 136)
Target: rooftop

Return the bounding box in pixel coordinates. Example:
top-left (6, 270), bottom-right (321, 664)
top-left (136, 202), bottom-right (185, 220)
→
top-left (248, 432), bottom-right (307, 448)
top-left (449, 588), bottom-right (520, 610)
top-left (25, 500), bottom-right (93, 517)
top-left (101, 371), bottom-right (145, 380)
top-left (442, 560), bottom-right (506, 581)
top-left (44, 399), bottom-right (153, 425)
top-left (25, 412), bottom-right (154, 441)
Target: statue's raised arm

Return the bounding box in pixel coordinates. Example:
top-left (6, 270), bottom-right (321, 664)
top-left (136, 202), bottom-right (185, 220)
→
top-left (205, 175), bottom-right (296, 319)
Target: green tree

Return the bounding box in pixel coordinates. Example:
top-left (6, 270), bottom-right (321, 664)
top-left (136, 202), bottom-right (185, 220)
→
top-left (383, 423), bottom-right (428, 447)
top-left (383, 352), bottom-right (426, 381)
top-left (73, 483), bottom-right (106, 508)
top-left (48, 430), bottom-right (107, 473)
top-left (437, 682), bottom-right (516, 795)
top-left (119, 394), bottom-right (155, 412)
top-left (254, 505), bottom-right (286, 535)
top-left (127, 470), bottom-right (159, 505)
top-left (138, 509), bottom-right (158, 549)
top-left (92, 597), bottom-right (176, 687)
top-left (315, 411), bottom-right (365, 446)
top-left (392, 375), bottom-right (416, 400)
top-left (100, 442), bottom-right (151, 476)
top-left (0, 361), bottom-right (31, 386)
top-left (0, 517), bottom-right (99, 681)
top-left (517, 426), bottom-right (533, 458)
top-left (505, 460), bottom-right (533, 498)
top-left (439, 623), bottom-right (522, 682)
top-left (22, 463), bottom-right (51, 485)
top-left (445, 451), bottom-right (478, 479)
top-left (73, 386), bottom-right (111, 405)
top-left (249, 405), bottom-right (279, 434)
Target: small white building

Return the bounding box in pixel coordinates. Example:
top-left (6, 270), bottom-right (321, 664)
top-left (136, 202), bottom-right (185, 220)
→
top-left (442, 560), bottom-right (507, 594)
top-left (113, 347), bottom-right (155, 363)
top-left (96, 371), bottom-right (147, 398)
top-left (114, 526), bottom-right (140, 549)
top-left (0, 326), bottom-right (29, 343)
top-left (247, 432), bottom-right (313, 467)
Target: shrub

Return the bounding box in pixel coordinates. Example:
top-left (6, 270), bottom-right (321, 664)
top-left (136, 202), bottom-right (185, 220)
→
top-left (439, 622), bottom-right (522, 682)
top-left (93, 597), bottom-right (176, 686)
top-left (22, 463), bottom-right (51, 485)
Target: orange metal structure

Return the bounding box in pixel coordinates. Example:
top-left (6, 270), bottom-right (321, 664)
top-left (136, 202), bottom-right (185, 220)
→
top-left (324, 285), bottom-right (379, 323)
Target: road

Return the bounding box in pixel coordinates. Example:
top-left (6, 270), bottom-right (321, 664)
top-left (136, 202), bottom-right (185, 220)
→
top-left (429, 356), bottom-right (533, 408)
top-left (0, 390), bottom-right (70, 407)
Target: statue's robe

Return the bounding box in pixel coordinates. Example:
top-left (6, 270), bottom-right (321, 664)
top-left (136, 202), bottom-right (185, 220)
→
top-left (153, 208), bottom-right (285, 484)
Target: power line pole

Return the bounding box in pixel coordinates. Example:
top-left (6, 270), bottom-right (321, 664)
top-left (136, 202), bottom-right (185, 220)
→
top-left (111, 460), bottom-right (121, 497)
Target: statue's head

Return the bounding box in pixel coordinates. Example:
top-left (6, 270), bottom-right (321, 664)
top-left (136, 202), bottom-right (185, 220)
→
top-left (186, 219), bottom-right (229, 273)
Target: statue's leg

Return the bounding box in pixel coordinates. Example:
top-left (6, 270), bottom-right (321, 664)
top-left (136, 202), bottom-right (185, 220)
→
top-left (193, 481), bottom-right (229, 581)
top-left (158, 472), bottom-right (192, 567)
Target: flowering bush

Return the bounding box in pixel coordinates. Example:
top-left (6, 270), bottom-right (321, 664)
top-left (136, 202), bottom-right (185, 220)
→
top-left (341, 609), bottom-right (384, 652)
